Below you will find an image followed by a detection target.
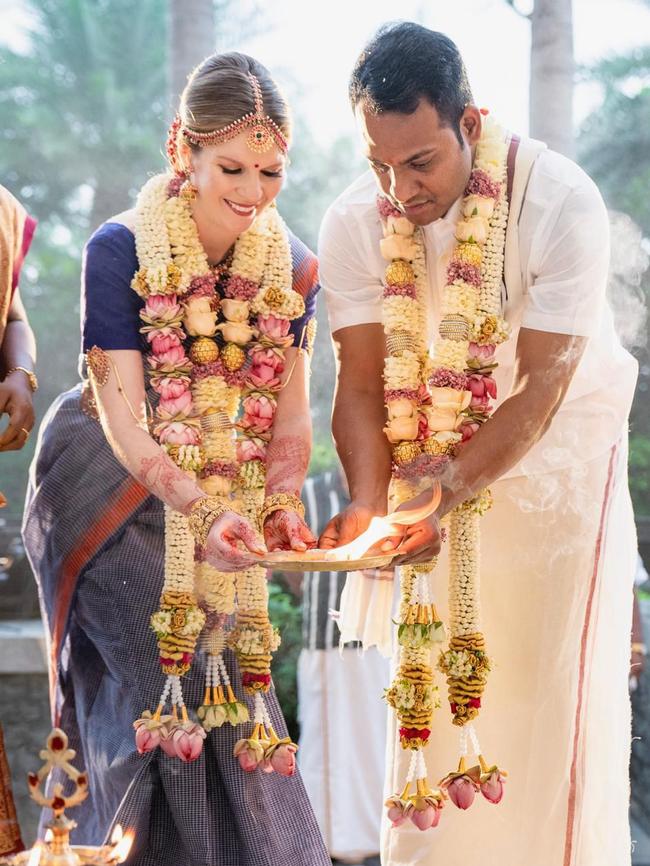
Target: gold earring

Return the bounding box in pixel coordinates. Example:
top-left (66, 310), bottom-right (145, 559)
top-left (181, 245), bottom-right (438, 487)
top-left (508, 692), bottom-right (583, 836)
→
top-left (180, 176), bottom-right (198, 201)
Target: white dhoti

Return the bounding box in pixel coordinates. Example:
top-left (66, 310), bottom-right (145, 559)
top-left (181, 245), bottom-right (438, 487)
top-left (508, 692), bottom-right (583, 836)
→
top-left (384, 442), bottom-right (636, 866)
top-left (298, 646), bottom-right (389, 862)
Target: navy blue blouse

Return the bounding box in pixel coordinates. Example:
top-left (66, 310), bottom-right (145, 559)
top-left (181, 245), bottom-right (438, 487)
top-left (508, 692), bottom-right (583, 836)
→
top-left (81, 222), bottom-right (319, 353)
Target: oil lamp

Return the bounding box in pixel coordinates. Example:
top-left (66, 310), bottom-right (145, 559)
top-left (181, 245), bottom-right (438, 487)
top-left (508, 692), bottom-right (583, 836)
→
top-left (0, 729), bottom-right (134, 866)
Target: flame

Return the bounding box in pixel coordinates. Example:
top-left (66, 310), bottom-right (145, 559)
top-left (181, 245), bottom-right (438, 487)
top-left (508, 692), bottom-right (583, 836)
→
top-left (110, 825), bottom-right (123, 846)
top-left (44, 830), bottom-right (54, 843)
top-left (335, 482), bottom-right (441, 560)
top-left (110, 828), bottom-right (135, 863)
top-left (27, 843), bottom-right (43, 866)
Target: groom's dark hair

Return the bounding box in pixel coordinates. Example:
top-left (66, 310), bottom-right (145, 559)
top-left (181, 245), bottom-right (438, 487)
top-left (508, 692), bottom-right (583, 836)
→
top-left (349, 22), bottom-right (473, 145)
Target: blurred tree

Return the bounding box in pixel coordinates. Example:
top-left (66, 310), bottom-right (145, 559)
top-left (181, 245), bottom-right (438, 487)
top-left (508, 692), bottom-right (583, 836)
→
top-left (579, 42), bottom-right (650, 236)
top-left (168, 0), bottom-right (215, 110)
top-left (0, 0), bottom-right (168, 234)
top-left (0, 0), bottom-right (169, 515)
top-left (505, 0), bottom-right (575, 157)
top-left (578, 21), bottom-right (650, 518)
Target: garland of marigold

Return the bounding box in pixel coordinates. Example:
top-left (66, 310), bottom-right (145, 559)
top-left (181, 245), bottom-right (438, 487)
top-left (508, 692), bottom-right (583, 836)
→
top-left (130, 173), bottom-right (304, 770)
top-left (381, 117), bottom-right (509, 830)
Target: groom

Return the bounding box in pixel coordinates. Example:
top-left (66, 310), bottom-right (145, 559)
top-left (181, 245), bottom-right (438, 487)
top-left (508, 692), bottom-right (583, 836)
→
top-left (319, 22), bottom-right (638, 866)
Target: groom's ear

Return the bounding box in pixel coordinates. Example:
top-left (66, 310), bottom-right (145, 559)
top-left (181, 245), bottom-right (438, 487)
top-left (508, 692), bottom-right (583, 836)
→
top-left (460, 106), bottom-right (482, 147)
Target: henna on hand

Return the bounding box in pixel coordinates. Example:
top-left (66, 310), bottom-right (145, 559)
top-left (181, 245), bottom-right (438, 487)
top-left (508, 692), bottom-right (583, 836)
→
top-left (264, 509), bottom-right (316, 553)
top-left (136, 452), bottom-right (199, 512)
top-left (205, 512), bottom-right (266, 572)
top-left (265, 434), bottom-right (310, 493)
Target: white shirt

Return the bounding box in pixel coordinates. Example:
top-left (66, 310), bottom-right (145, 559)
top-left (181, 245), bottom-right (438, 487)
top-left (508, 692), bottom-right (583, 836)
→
top-left (319, 149), bottom-right (638, 478)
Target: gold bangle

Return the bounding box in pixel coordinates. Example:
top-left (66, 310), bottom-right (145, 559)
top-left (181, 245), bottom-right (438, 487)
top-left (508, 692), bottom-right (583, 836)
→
top-left (6, 366), bottom-right (38, 393)
top-left (631, 642), bottom-right (647, 657)
top-left (187, 496), bottom-right (233, 548)
top-left (259, 492), bottom-right (305, 526)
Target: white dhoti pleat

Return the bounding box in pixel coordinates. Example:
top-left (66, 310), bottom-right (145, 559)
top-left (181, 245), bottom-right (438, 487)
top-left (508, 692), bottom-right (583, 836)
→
top-left (383, 443), bottom-right (636, 866)
top-left (298, 647), bottom-right (390, 862)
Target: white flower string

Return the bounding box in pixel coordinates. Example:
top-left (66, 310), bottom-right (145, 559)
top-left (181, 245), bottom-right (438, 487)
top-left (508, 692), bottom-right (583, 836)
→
top-left (380, 116), bottom-right (510, 830)
top-left (129, 172), bottom-right (304, 770)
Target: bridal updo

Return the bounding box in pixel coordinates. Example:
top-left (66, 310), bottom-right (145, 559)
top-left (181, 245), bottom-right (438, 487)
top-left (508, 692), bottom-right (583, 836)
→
top-left (168, 52), bottom-right (291, 171)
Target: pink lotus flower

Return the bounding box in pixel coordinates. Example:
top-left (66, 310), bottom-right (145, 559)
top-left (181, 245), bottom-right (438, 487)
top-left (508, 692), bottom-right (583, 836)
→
top-left (233, 738), bottom-right (265, 772)
top-left (134, 724), bottom-right (160, 754)
top-left (169, 722), bottom-right (206, 762)
top-left (248, 365), bottom-right (282, 390)
top-left (159, 734), bottom-right (178, 758)
top-left (241, 394), bottom-right (276, 433)
top-left (386, 804), bottom-right (408, 828)
top-left (237, 437), bottom-right (267, 462)
top-left (150, 331), bottom-right (183, 355)
top-left (410, 805), bottom-right (439, 831)
top-left (468, 342), bottom-right (496, 362)
top-left (480, 769), bottom-right (506, 804)
top-left (467, 373), bottom-right (497, 400)
top-left (158, 422), bottom-right (200, 446)
top-left (133, 711), bottom-right (173, 755)
top-left (157, 389), bottom-right (193, 419)
top-left (155, 344), bottom-right (187, 366)
top-left (145, 294), bottom-right (181, 320)
top-left (249, 347), bottom-right (285, 386)
top-left (445, 777), bottom-right (478, 810)
top-left (461, 421), bottom-right (480, 443)
top-left (257, 314), bottom-right (291, 341)
top-left (270, 743), bottom-right (297, 777)
top-left (385, 796), bottom-right (412, 828)
top-left (155, 376), bottom-right (190, 400)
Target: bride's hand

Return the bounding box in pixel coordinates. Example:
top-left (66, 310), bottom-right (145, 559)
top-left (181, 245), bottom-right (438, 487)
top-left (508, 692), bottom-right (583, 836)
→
top-left (264, 510), bottom-right (317, 553)
top-left (205, 511), bottom-right (267, 572)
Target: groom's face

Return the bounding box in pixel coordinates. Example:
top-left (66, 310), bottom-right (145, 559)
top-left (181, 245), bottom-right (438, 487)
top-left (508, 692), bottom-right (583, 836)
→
top-left (356, 99), bottom-right (481, 225)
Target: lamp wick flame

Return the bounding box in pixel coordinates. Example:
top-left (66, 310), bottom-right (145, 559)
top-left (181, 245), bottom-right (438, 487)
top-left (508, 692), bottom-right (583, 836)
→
top-left (27, 842), bottom-right (43, 866)
top-left (335, 482), bottom-right (441, 560)
top-left (109, 827), bottom-right (135, 863)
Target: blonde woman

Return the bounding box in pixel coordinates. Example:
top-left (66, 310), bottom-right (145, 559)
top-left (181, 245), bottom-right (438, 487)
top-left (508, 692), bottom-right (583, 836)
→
top-left (23, 54), bottom-right (328, 866)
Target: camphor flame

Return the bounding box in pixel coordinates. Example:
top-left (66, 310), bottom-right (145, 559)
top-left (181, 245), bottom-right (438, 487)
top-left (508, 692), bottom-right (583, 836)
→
top-left (334, 482), bottom-right (442, 561)
top-left (43, 830), bottom-right (53, 843)
top-left (108, 825), bottom-right (135, 863)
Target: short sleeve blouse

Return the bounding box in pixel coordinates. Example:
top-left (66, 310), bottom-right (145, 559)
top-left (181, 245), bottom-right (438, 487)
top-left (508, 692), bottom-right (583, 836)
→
top-left (81, 222), bottom-right (319, 353)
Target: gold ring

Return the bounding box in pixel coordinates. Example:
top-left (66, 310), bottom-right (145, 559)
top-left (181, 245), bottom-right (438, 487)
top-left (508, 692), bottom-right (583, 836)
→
top-left (21, 427), bottom-right (30, 439)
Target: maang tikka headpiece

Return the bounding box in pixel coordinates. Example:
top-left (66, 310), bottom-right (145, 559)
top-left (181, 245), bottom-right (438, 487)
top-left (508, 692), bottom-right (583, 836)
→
top-left (176, 72), bottom-right (288, 157)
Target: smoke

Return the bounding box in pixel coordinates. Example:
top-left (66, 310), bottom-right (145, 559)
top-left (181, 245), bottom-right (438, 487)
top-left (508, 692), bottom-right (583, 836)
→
top-left (607, 210), bottom-right (649, 351)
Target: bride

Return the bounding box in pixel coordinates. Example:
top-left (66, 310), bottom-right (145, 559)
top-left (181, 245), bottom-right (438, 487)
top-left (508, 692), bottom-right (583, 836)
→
top-left (23, 51), bottom-right (329, 866)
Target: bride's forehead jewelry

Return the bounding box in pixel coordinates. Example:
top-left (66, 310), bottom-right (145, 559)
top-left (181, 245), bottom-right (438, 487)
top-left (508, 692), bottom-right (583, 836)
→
top-left (181, 73), bottom-right (288, 154)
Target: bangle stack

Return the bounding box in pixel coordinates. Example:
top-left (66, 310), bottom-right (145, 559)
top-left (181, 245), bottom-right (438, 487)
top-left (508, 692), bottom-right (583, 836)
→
top-left (259, 492), bottom-right (305, 527)
top-left (187, 496), bottom-right (233, 548)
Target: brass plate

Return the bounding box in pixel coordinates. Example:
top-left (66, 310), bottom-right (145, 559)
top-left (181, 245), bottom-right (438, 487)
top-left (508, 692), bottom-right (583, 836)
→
top-left (260, 550), bottom-right (395, 572)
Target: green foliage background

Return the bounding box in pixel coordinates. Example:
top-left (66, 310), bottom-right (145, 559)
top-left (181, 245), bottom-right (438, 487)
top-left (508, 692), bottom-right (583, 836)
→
top-left (579, 12), bottom-right (650, 515)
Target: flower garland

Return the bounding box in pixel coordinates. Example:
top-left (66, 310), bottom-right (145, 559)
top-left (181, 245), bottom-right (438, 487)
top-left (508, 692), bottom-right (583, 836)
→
top-left (380, 117), bottom-right (509, 830)
top-left (131, 172), bottom-right (304, 772)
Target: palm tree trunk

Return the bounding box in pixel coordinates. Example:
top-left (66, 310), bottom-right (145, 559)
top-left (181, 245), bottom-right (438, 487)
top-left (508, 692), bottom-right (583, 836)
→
top-left (168, 0), bottom-right (216, 110)
top-left (529, 0), bottom-right (575, 158)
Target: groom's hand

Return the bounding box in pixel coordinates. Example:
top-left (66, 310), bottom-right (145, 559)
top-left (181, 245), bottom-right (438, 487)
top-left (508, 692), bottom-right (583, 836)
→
top-left (382, 513), bottom-right (443, 565)
top-left (319, 502), bottom-right (382, 549)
